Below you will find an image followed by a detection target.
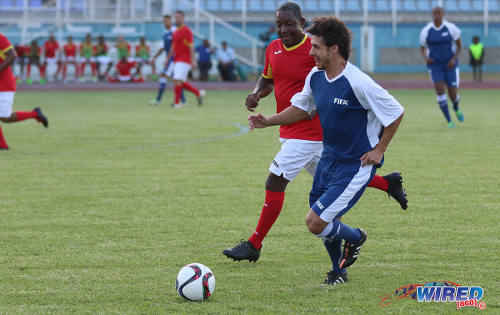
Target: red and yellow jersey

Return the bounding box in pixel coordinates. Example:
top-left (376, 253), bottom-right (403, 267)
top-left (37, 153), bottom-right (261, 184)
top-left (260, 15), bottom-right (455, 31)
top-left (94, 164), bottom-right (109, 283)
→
top-left (172, 25), bottom-right (193, 63)
top-left (44, 40), bottom-right (59, 58)
top-left (80, 42), bottom-right (95, 58)
top-left (135, 44), bottom-right (150, 59)
top-left (116, 60), bottom-right (136, 76)
top-left (64, 43), bottom-right (77, 57)
top-left (262, 36), bottom-right (322, 141)
top-left (0, 33), bottom-right (16, 92)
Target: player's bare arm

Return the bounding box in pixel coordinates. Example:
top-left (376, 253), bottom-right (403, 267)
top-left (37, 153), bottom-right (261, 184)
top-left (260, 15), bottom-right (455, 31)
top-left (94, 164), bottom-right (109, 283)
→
top-left (447, 38), bottom-right (462, 69)
top-left (360, 112), bottom-right (404, 167)
top-left (190, 45), bottom-right (197, 69)
top-left (152, 47), bottom-right (165, 60)
top-left (0, 48), bottom-right (16, 72)
top-left (248, 105), bottom-right (308, 130)
top-left (420, 46), bottom-right (433, 65)
top-left (246, 76), bottom-right (274, 112)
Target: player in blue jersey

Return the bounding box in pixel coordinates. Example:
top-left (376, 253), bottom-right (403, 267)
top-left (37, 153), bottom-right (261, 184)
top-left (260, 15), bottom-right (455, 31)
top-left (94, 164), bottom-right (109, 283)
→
top-left (248, 16), bottom-right (404, 285)
top-left (149, 15), bottom-right (185, 106)
top-left (420, 6), bottom-right (464, 127)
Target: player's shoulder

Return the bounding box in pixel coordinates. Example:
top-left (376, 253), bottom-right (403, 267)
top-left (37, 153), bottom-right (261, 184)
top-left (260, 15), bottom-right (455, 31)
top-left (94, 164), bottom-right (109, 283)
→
top-left (443, 19), bottom-right (460, 31)
top-left (343, 62), bottom-right (377, 88)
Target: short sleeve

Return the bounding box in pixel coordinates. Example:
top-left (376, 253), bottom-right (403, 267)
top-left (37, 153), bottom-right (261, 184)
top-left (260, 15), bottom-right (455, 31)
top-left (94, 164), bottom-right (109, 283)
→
top-left (448, 22), bottom-right (461, 41)
top-left (0, 34), bottom-right (13, 53)
top-left (352, 72), bottom-right (404, 127)
top-left (261, 44), bottom-right (272, 79)
top-left (419, 24), bottom-right (430, 47)
top-left (290, 67), bottom-right (317, 114)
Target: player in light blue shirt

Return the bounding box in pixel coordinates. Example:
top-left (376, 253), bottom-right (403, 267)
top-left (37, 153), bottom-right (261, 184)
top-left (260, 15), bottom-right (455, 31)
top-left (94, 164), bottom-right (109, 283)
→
top-left (420, 6), bottom-right (464, 127)
top-left (248, 16), bottom-right (404, 285)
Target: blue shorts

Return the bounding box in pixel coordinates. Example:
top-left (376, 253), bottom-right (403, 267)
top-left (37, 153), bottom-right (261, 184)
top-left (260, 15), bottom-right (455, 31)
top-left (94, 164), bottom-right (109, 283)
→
top-left (428, 62), bottom-right (460, 88)
top-left (309, 158), bottom-right (376, 223)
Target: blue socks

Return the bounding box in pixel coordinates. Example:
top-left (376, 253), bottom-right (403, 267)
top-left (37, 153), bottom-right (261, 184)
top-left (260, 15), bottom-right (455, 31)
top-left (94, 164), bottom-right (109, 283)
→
top-left (437, 94), bottom-right (452, 123)
top-left (156, 77), bottom-right (167, 102)
top-left (323, 237), bottom-right (346, 274)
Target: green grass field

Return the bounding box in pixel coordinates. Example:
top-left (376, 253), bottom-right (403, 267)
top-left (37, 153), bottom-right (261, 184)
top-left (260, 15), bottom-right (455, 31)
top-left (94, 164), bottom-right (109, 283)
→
top-left (1, 88), bottom-right (499, 314)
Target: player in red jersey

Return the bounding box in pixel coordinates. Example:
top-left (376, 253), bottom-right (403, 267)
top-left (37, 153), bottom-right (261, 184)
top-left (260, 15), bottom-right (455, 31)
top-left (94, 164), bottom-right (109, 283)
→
top-left (62, 36), bottom-right (78, 82)
top-left (26, 39), bottom-right (45, 84)
top-left (0, 33), bottom-right (48, 150)
top-left (222, 2), bottom-right (408, 267)
top-left (165, 11), bottom-right (205, 108)
top-left (43, 34), bottom-right (61, 81)
top-left (107, 56), bottom-right (142, 83)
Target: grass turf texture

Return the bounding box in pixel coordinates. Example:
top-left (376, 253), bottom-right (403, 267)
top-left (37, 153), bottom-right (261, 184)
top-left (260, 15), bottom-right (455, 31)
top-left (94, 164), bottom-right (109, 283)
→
top-left (0, 89), bottom-right (499, 314)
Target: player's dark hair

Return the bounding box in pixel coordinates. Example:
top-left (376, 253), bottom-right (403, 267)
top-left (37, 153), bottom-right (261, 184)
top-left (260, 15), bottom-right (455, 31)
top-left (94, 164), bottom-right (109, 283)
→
top-left (163, 14), bottom-right (171, 19)
top-left (306, 16), bottom-right (351, 61)
top-left (175, 10), bottom-right (185, 17)
top-left (276, 1), bottom-right (302, 19)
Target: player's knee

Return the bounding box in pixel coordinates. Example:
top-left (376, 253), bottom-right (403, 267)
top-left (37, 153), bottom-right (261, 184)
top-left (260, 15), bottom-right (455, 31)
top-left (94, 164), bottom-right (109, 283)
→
top-left (305, 212), bottom-right (324, 235)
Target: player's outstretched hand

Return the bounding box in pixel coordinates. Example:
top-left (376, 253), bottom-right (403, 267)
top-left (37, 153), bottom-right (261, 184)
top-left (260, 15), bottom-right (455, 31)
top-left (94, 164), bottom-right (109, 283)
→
top-left (245, 93), bottom-right (260, 112)
top-left (360, 148), bottom-right (384, 167)
top-left (248, 113), bottom-right (268, 130)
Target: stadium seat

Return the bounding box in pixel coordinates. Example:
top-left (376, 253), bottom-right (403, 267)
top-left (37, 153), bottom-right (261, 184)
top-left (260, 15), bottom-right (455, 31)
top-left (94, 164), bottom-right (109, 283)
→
top-left (444, 0), bottom-right (459, 11)
top-left (29, 0), bottom-right (42, 7)
top-left (318, 0), bottom-right (333, 11)
top-left (375, 0), bottom-right (390, 12)
top-left (248, 0), bottom-right (262, 11)
top-left (304, 0), bottom-right (318, 11)
top-left (458, 0), bottom-right (472, 11)
top-left (344, 0), bottom-right (360, 11)
top-left (0, 0), bottom-right (11, 9)
top-left (472, 0), bottom-right (484, 11)
top-left (220, 0), bottom-right (234, 11)
top-left (206, 0), bottom-right (219, 11)
top-left (401, 0), bottom-right (417, 11)
top-left (489, 0), bottom-right (500, 11)
top-left (262, 0), bottom-right (275, 11)
top-left (416, 0), bottom-right (430, 12)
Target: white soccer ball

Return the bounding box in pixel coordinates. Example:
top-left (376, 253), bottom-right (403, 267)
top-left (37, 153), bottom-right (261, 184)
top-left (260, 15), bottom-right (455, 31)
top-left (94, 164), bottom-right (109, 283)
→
top-left (176, 263), bottom-right (215, 301)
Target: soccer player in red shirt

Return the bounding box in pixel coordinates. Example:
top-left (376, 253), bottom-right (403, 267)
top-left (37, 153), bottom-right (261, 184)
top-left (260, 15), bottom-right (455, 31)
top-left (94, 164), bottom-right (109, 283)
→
top-left (108, 57), bottom-right (142, 83)
top-left (165, 11), bottom-right (205, 108)
top-left (222, 3), bottom-right (408, 270)
top-left (62, 36), bottom-right (78, 82)
top-left (43, 34), bottom-right (61, 81)
top-left (0, 33), bottom-right (48, 150)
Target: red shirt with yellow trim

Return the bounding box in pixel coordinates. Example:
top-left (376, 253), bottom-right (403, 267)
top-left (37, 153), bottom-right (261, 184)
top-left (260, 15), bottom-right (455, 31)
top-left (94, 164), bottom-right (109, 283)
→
top-left (172, 25), bottom-right (193, 63)
top-left (0, 33), bottom-right (16, 92)
top-left (262, 36), bottom-right (321, 141)
top-left (64, 43), bottom-right (77, 57)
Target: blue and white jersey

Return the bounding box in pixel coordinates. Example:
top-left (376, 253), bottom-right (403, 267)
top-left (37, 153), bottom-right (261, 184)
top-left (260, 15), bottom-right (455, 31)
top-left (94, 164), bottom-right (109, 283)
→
top-left (291, 62), bottom-right (404, 161)
top-left (420, 20), bottom-right (461, 64)
top-left (163, 26), bottom-right (177, 54)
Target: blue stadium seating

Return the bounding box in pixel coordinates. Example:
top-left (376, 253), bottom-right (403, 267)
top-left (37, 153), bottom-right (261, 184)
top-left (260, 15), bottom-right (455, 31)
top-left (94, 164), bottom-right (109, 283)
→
top-left (304, 0), bottom-right (318, 11)
top-left (375, 0), bottom-right (391, 12)
top-left (489, 0), bottom-right (500, 11)
top-left (29, 0), bottom-right (41, 7)
top-left (402, 0), bottom-right (417, 11)
top-left (416, 0), bottom-right (430, 12)
top-left (318, 0), bottom-right (333, 11)
top-left (263, 0), bottom-right (276, 11)
top-left (345, 0), bottom-right (360, 11)
top-left (220, 0), bottom-right (234, 11)
top-left (472, 0), bottom-right (484, 11)
top-left (458, 0), bottom-right (472, 11)
top-left (248, 0), bottom-right (262, 11)
top-left (444, 0), bottom-right (459, 11)
top-left (206, 0), bottom-right (219, 11)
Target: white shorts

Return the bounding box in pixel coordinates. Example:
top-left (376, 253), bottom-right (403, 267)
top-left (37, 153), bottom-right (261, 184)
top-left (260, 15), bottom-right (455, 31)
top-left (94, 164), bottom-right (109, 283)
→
top-left (80, 56), bottom-right (96, 63)
top-left (63, 56), bottom-right (76, 62)
top-left (118, 75), bottom-right (131, 82)
top-left (45, 57), bottom-right (58, 64)
top-left (269, 138), bottom-right (323, 181)
top-left (96, 55), bottom-right (111, 64)
top-left (0, 92), bottom-right (15, 118)
top-left (136, 57), bottom-right (152, 63)
top-left (172, 61), bottom-right (191, 81)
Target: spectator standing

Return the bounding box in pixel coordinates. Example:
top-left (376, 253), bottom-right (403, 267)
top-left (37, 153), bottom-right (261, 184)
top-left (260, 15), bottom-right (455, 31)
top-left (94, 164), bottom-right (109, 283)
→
top-left (216, 41), bottom-right (236, 82)
top-left (469, 36), bottom-right (484, 82)
top-left (195, 39), bottom-right (213, 81)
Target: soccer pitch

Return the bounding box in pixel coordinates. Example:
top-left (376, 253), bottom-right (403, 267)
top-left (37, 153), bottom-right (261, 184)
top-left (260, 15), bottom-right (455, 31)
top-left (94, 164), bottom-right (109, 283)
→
top-left (1, 88), bottom-right (499, 314)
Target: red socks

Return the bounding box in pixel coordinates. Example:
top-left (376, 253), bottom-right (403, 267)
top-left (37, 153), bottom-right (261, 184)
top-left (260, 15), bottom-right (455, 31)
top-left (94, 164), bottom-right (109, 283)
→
top-left (15, 111), bottom-right (38, 122)
top-left (367, 174), bottom-right (389, 191)
top-left (181, 82), bottom-right (200, 97)
top-left (248, 190), bottom-right (286, 250)
top-left (0, 127), bottom-right (8, 149)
